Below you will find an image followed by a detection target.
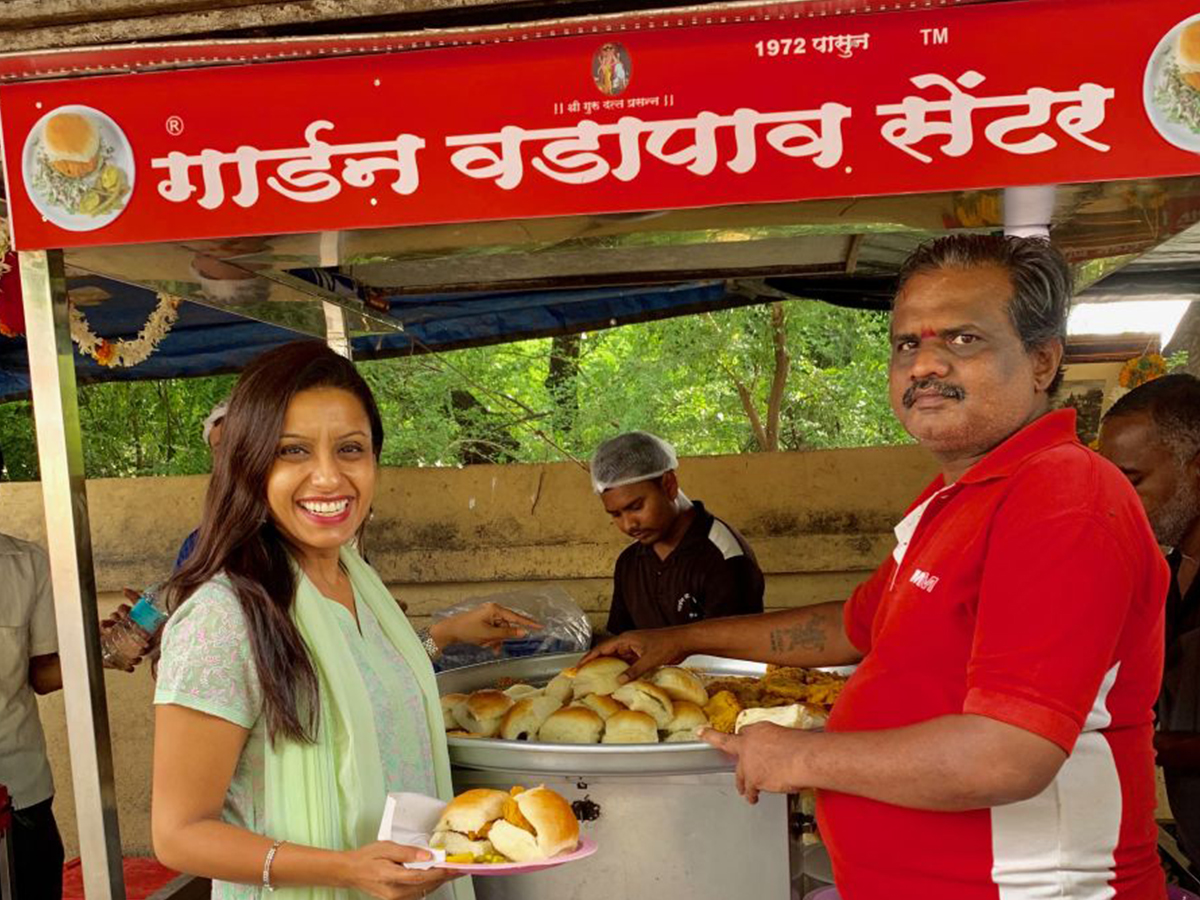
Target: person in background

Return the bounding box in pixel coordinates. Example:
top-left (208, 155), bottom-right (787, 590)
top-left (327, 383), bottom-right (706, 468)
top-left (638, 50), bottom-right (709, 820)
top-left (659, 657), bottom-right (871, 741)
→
top-left (101, 398), bottom-right (232, 670)
top-left (174, 397), bottom-right (228, 571)
top-left (591, 431), bottom-right (764, 635)
top-left (2, 527), bottom-right (139, 899)
top-left (152, 341), bottom-right (538, 900)
top-left (1, 530), bottom-right (65, 900)
top-left (1099, 372), bottom-right (1200, 874)
top-left (585, 235), bottom-right (1168, 900)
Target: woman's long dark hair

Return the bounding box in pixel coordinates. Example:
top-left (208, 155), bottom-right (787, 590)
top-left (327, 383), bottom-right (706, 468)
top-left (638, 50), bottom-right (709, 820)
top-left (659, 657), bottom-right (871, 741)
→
top-left (165, 341), bottom-right (385, 745)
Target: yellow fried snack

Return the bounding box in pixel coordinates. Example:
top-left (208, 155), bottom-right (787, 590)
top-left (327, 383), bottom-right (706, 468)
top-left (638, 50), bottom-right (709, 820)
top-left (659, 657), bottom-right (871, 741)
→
top-left (499, 792), bottom-right (532, 835)
top-left (703, 690), bottom-right (743, 734)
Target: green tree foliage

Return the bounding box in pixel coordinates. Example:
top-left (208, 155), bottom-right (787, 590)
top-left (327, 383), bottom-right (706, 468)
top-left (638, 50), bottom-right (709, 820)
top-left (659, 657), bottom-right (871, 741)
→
top-left (0, 300), bottom-right (908, 480)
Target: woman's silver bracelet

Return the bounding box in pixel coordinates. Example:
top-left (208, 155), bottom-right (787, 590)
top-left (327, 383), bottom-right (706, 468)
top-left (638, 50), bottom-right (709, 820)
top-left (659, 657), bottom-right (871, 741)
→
top-left (262, 838), bottom-right (285, 893)
top-left (416, 626), bottom-right (442, 660)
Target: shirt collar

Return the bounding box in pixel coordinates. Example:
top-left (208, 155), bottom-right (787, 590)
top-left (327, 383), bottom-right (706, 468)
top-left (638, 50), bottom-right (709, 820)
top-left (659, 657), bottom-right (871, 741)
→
top-left (634, 500), bottom-right (712, 558)
top-left (897, 408), bottom-right (1079, 516)
top-left (956, 408), bottom-right (1080, 486)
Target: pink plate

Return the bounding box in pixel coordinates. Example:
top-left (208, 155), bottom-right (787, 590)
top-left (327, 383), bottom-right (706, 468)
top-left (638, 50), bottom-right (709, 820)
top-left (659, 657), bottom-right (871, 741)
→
top-left (433, 837), bottom-right (598, 875)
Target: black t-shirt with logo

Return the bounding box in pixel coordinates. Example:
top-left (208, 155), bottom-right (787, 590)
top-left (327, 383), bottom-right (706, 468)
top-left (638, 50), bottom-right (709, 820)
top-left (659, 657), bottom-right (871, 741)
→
top-left (606, 500), bottom-right (765, 634)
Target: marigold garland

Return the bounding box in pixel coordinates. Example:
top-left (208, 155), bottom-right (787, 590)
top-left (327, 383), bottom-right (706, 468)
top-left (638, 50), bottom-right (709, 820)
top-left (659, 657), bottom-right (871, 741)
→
top-left (69, 293), bottom-right (181, 368)
top-left (1117, 353), bottom-right (1169, 390)
top-left (1, 215), bottom-right (181, 364)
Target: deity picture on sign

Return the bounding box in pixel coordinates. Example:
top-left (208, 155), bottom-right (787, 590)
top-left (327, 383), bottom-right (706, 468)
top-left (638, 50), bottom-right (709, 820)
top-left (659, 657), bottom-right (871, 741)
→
top-left (593, 42), bottom-right (631, 96)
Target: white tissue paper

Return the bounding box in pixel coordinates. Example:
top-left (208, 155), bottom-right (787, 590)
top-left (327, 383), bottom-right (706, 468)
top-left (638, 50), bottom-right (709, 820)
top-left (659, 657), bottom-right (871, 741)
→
top-left (377, 792), bottom-right (449, 870)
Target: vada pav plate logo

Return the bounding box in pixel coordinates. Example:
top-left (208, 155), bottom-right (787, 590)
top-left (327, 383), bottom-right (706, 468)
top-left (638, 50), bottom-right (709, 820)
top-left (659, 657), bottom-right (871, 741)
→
top-left (21, 105), bottom-right (135, 232)
top-left (1144, 13), bottom-right (1200, 153)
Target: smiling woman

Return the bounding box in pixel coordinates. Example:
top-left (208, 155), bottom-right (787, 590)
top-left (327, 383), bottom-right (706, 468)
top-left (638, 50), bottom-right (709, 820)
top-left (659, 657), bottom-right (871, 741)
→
top-left (150, 341), bottom-right (538, 900)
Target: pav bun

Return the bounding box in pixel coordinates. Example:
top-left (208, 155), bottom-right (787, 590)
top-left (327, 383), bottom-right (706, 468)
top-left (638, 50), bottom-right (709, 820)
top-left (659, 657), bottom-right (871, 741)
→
top-left (611, 681), bottom-right (675, 729)
top-left (574, 692), bottom-right (626, 720)
top-left (500, 695), bottom-right (563, 742)
top-left (453, 690), bottom-right (514, 737)
top-left (440, 693), bottom-right (469, 730)
top-left (486, 786), bottom-right (579, 862)
top-left (664, 700), bottom-right (708, 735)
top-left (544, 668), bottom-right (577, 703)
top-left (537, 706), bottom-right (604, 744)
top-left (571, 657), bottom-right (629, 698)
top-left (1178, 22), bottom-right (1200, 90)
top-left (651, 667), bottom-right (709, 706)
top-left (601, 709), bottom-right (659, 743)
top-left (432, 788), bottom-right (510, 836)
top-left (43, 112), bottom-right (101, 178)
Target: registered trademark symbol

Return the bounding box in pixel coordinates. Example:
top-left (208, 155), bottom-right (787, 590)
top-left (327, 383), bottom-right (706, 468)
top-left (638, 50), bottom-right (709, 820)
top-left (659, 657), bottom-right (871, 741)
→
top-left (165, 116), bottom-right (184, 136)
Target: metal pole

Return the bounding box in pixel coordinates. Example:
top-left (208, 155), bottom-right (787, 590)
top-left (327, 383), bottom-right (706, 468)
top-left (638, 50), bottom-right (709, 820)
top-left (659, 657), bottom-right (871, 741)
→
top-left (323, 302), bottom-right (352, 360)
top-left (19, 249), bottom-right (126, 900)
top-left (1003, 185), bottom-right (1056, 239)
top-left (319, 231), bottom-right (353, 360)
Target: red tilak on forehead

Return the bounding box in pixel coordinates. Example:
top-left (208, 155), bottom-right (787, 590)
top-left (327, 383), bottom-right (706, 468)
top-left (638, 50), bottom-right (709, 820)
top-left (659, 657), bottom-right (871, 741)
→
top-left (920, 328), bottom-right (938, 339)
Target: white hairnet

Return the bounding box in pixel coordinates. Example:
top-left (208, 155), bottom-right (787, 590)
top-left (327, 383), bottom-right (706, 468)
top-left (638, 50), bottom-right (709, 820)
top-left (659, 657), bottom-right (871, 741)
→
top-left (202, 399), bottom-right (229, 447)
top-left (590, 431), bottom-right (679, 493)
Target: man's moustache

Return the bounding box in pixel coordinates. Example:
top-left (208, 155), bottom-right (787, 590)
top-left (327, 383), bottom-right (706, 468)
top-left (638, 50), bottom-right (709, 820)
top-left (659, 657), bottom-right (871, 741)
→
top-left (903, 379), bottom-right (967, 409)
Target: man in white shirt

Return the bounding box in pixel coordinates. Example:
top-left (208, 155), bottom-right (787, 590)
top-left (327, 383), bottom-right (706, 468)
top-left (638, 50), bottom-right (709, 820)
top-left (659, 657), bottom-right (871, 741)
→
top-left (0, 530), bottom-right (64, 900)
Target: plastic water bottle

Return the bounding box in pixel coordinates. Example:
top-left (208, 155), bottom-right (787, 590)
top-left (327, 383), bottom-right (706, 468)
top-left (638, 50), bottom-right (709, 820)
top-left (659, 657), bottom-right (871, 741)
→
top-left (101, 589), bottom-right (168, 670)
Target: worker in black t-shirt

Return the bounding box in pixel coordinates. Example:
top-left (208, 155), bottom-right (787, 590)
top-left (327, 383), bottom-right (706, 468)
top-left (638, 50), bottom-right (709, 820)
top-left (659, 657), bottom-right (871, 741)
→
top-left (590, 431), bottom-right (765, 636)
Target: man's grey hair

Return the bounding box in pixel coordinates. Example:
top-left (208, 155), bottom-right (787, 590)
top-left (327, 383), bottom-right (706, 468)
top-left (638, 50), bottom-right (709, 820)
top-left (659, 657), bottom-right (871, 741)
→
top-left (895, 234), bottom-right (1073, 394)
top-left (1104, 373), bottom-right (1200, 465)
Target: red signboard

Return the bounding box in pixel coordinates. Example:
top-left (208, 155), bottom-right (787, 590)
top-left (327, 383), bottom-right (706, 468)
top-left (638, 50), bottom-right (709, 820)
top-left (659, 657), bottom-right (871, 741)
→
top-left (3, 0), bottom-right (1200, 250)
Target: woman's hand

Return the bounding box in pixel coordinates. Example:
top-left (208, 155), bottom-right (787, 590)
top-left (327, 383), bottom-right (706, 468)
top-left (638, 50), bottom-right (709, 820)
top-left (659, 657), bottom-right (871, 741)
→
top-left (340, 841), bottom-right (460, 900)
top-left (430, 602), bottom-right (542, 652)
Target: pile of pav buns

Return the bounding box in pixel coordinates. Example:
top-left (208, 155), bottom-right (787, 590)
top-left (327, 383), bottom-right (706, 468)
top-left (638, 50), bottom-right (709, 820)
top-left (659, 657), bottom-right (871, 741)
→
top-left (441, 657), bottom-right (708, 744)
top-left (439, 656), bottom-right (827, 744)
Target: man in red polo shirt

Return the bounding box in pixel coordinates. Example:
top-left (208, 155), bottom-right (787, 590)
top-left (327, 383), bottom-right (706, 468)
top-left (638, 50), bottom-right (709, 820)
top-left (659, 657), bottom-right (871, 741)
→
top-left (584, 235), bottom-right (1168, 900)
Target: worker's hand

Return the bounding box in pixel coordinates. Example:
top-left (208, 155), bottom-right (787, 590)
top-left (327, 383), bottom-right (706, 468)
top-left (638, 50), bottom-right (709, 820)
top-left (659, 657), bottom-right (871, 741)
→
top-left (699, 724), bottom-right (812, 804)
top-left (580, 626), bottom-right (690, 682)
top-left (430, 602), bottom-right (542, 652)
top-left (338, 841), bottom-right (459, 900)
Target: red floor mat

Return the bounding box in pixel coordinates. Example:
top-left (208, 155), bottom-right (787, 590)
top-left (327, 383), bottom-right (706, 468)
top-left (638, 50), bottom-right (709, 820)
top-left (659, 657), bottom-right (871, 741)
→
top-left (62, 857), bottom-right (179, 900)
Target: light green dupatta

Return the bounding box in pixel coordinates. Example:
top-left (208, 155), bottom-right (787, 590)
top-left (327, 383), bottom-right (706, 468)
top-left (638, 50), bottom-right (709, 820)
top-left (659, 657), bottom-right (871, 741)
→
top-left (262, 545), bottom-right (470, 900)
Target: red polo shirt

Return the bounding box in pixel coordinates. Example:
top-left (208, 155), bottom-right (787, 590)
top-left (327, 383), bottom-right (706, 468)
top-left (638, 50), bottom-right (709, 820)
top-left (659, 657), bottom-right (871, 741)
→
top-left (819, 410), bottom-right (1168, 900)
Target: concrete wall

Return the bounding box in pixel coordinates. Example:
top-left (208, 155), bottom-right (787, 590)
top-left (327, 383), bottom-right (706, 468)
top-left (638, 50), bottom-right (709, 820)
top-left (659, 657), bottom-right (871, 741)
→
top-left (3, 443), bottom-right (936, 857)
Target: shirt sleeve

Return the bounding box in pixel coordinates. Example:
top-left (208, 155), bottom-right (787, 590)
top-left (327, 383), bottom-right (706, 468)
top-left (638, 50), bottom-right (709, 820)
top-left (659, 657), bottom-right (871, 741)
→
top-left (606, 561), bottom-right (635, 635)
top-left (963, 500), bottom-right (1136, 754)
top-left (700, 555), bottom-right (765, 619)
top-left (843, 561), bottom-right (892, 655)
top-left (154, 578), bottom-right (263, 729)
top-left (27, 543), bottom-right (58, 657)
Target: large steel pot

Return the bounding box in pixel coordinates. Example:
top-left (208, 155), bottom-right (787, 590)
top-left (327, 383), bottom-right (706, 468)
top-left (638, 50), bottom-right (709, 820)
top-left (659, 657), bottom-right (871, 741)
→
top-left (436, 653), bottom-right (806, 900)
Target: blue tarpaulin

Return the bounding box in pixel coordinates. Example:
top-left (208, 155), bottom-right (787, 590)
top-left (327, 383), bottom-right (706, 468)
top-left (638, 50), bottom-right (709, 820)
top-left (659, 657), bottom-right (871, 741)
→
top-left (0, 277), bottom-right (740, 400)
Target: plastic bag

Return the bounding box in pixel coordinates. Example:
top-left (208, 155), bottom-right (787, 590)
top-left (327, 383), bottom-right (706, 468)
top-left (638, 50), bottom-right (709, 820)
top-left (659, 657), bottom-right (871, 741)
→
top-left (430, 585), bottom-right (592, 671)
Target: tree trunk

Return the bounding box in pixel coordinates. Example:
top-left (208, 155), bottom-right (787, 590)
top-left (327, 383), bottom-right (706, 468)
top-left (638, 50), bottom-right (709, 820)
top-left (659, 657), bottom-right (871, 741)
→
top-left (545, 333), bottom-right (581, 434)
top-left (764, 303), bottom-right (790, 451)
top-left (730, 302), bottom-right (791, 452)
